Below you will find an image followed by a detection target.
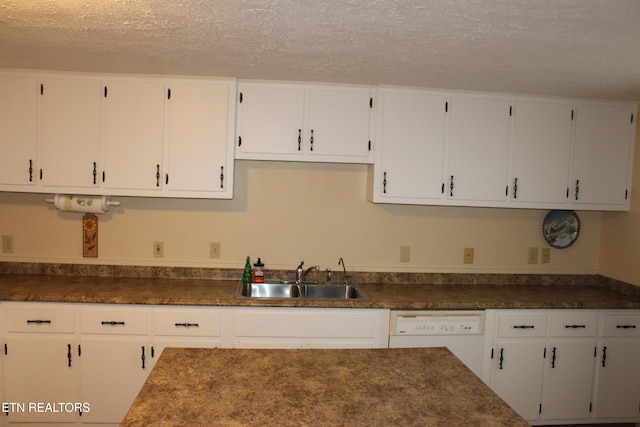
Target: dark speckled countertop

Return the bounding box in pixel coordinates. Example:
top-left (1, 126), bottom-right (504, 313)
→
top-left (121, 347), bottom-right (530, 427)
top-left (0, 262), bottom-right (640, 309)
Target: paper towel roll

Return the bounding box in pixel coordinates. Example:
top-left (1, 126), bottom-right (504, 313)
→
top-left (47, 195), bottom-right (120, 214)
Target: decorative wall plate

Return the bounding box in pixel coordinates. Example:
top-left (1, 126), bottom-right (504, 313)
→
top-left (542, 210), bottom-right (580, 249)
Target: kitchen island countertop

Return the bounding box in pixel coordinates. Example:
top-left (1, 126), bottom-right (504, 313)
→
top-left (121, 347), bottom-right (529, 426)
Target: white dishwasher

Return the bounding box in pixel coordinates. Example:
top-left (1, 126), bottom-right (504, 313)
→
top-left (389, 310), bottom-right (486, 378)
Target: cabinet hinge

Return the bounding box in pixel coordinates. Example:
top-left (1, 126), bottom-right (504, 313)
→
top-left (40, 83), bottom-right (44, 95)
top-left (369, 97), bottom-right (373, 108)
top-left (445, 101), bottom-right (448, 113)
top-left (239, 92), bottom-right (243, 103)
top-left (167, 88), bottom-right (171, 100)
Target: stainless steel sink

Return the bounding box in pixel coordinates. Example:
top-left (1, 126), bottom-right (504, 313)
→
top-left (236, 281), bottom-right (367, 300)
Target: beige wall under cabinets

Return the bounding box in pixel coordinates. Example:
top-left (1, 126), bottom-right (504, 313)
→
top-left (0, 159), bottom-right (604, 275)
top-left (600, 112), bottom-right (640, 286)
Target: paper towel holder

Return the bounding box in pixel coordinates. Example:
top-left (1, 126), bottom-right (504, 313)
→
top-left (45, 194), bottom-right (121, 214)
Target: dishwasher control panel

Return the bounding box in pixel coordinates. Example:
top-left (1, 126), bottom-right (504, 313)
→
top-left (390, 310), bottom-right (484, 335)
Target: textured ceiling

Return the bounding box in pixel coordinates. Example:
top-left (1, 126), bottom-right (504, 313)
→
top-left (1, 0), bottom-right (639, 100)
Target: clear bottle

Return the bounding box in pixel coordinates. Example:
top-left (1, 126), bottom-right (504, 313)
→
top-left (253, 258), bottom-right (265, 283)
top-left (242, 256), bottom-right (252, 284)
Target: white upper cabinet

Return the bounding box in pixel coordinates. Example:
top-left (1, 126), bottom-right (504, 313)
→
top-left (164, 79), bottom-right (236, 198)
top-left (447, 95), bottom-right (511, 204)
top-left (38, 75), bottom-right (102, 189)
top-left (102, 78), bottom-right (166, 192)
top-left (236, 82), bottom-right (305, 159)
top-left (368, 87), bottom-right (447, 203)
top-left (369, 86), bottom-right (637, 211)
top-left (571, 103), bottom-right (635, 209)
top-left (236, 81), bottom-right (373, 163)
top-left (305, 86), bottom-right (372, 162)
top-left (0, 73), bottom-right (38, 186)
top-left (509, 100), bottom-right (574, 206)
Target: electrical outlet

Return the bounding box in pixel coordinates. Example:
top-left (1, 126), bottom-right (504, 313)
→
top-left (2, 235), bottom-right (15, 253)
top-left (210, 242), bottom-right (221, 259)
top-left (463, 248), bottom-right (474, 264)
top-left (153, 241), bottom-right (164, 258)
top-left (541, 248), bottom-right (551, 264)
top-left (528, 247), bottom-right (539, 264)
top-left (400, 246), bottom-right (410, 262)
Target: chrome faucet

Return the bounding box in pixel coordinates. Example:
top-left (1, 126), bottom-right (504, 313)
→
top-left (296, 260), bottom-right (319, 284)
top-left (338, 257), bottom-right (349, 284)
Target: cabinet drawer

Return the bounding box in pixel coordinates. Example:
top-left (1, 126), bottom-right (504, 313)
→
top-left (601, 314), bottom-right (640, 337)
top-left (153, 309), bottom-right (221, 337)
top-left (81, 307), bottom-right (148, 335)
top-left (549, 313), bottom-right (598, 337)
top-left (5, 304), bottom-right (75, 333)
top-left (497, 314), bottom-right (547, 338)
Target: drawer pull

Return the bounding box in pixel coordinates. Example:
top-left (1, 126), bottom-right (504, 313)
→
top-left (175, 322), bottom-right (199, 328)
top-left (565, 324), bottom-right (586, 329)
top-left (101, 321), bottom-right (125, 326)
top-left (513, 325), bottom-right (535, 329)
top-left (27, 319), bottom-right (52, 325)
top-left (616, 324), bottom-right (637, 329)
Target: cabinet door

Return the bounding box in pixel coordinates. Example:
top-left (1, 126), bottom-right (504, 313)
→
top-left (103, 78), bottom-right (165, 191)
top-left (510, 100), bottom-right (573, 205)
top-left (492, 340), bottom-right (545, 421)
top-left (572, 103), bottom-right (635, 208)
top-left (3, 336), bottom-right (78, 423)
top-left (79, 337), bottom-right (149, 424)
top-left (306, 86), bottom-right (372, 162)
top-left (372, 88), bottom-right (447, 202)
top-left (236, 82), bottom-right (305, 159)
top-left (593, 339), bottom-right (640, 419)
top-left (38, 75), bottom-right (102, 188)
top-left (165, 79), bottom-right (235, 196)
top-left (0, 74), bottom-right (38, 186)
top-left (447, 95), bottom-right (511, 203)
top-left (541, 340), bottom-right (596, 420)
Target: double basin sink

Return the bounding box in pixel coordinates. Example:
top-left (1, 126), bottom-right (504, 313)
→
top-left (236, 281), bottom-right (367, 300)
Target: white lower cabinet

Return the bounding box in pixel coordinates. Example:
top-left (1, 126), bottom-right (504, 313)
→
top-left (488, 309), bottom-right (640, 425)
top-left (592, 313), bottom-right (640, 420)
top-left (231, 307), bottom-right (389, 349)
top-left (1, 303), bottom-right (78, 424)
top-left (0, 302), bottom-right (389, 426)
top-left (78, 306), bottom-right (149, 425)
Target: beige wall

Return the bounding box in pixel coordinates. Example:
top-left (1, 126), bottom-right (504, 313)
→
top-left (599, 108), bottom-right (640, 285)
top-left (0, 160), bottom-right (603, 274)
